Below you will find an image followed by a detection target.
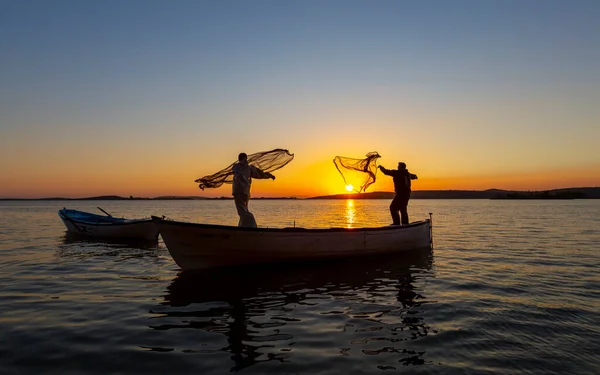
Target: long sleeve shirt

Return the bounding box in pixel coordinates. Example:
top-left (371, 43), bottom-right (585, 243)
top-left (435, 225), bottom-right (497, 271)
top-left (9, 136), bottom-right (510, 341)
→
top-left (232, 160), bottom-right (272, 196)
top-left (380, 167), bottom-right (418, 194)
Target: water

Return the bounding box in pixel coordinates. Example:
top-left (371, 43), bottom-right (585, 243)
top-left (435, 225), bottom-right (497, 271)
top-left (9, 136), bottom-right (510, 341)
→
top-left (1, 199), bottom-right (599, 374)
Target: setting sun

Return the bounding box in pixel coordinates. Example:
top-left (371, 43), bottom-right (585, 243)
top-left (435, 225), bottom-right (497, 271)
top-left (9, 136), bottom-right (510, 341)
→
top-left (345, 184), bottom-right (354, 192)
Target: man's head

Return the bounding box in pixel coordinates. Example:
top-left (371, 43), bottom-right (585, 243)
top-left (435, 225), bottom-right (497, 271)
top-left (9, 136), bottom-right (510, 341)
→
top-left (238, 153), bottom-right (248, 162)
top-left (398, 162), bottom-right (406, 170)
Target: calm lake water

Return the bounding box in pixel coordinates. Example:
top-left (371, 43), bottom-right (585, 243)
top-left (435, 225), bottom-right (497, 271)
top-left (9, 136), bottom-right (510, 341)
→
top-left (1, 199), bottom-right (599, 374)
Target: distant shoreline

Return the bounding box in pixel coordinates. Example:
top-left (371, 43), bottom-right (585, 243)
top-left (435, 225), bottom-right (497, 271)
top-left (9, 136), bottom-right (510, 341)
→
top-left (0, 196), bottom-right (299, 201)
top-left (2, 187), bottom-right (599, 200)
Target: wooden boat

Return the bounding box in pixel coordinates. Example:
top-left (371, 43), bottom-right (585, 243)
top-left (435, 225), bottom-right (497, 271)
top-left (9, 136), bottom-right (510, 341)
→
top-left (152, 216), bottom-right (432, 270)
top-left (58, 208), bottom-right (159, 241)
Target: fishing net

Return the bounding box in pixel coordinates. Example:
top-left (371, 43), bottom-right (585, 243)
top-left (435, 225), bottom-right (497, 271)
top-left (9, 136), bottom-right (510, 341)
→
top-left (333, 151), bottom-right (381, 193)
top-left (195, 148), bottom-right (295, 190)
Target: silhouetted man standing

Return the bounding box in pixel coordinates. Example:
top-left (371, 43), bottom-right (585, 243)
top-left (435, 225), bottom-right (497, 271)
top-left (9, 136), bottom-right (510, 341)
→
top-left (379, 162), bottom-right (418, 225)
top-left (232, 152), bottom-right (275, 227)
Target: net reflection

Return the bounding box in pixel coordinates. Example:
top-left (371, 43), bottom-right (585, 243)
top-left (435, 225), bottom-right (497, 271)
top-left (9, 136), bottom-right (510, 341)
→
top-left (151, 250), bottom-right (434, 372)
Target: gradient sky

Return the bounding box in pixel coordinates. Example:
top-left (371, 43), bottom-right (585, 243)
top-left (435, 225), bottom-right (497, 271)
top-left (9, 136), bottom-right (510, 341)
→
top-left (1, 0), bottom-right (599, 198)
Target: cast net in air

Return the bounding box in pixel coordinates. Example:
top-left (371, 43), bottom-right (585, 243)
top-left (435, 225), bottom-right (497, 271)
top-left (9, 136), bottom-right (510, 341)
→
top-left (195, 148), bottom-right (295, 190)
top-left (333, 151), bottom-right (381, 193)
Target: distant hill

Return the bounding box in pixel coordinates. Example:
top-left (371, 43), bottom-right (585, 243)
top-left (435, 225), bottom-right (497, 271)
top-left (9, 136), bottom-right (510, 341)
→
top-left (0, 195), bottom-right (294, 201)
top-left (153, 196), bottom-right (209, 200)
top-left (308, 187), bottom-right (600, 199)
top-left (2, 187), bottom-right (599, 201)
top-left (0, 195), bottom-right (207, 201)
top-left (548, 187), bottom-right (600, 199)
top-left (490, 188), bottom-right (598, 199)
top-left (308, 191), bottom-right (395, 200)
top-left (307, 191), bottom-right (495, 199)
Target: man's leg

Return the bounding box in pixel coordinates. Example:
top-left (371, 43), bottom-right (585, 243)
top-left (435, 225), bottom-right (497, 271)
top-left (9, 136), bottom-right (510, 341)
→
top-left (399, 193), bottom-right (410, 225)
top-left (389, 195), bottom-right (402, 225)
top-left (242, 210), bottom-right (257, 228)
top-left (234, 194), bottom-right (257, 228)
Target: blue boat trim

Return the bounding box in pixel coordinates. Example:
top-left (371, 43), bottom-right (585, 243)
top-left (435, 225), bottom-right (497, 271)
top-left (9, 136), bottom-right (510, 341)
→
top-left (59, 209), bottom-right (153, 227)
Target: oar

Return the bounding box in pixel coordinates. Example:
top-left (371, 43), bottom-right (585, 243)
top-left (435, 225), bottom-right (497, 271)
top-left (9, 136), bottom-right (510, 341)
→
top-left (97, 207), bottom-right (113, 217)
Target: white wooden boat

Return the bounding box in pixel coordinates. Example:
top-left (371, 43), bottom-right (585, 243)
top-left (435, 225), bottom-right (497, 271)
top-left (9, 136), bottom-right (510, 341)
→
top-left (153, 216), bottom-right (432, 270)
top-left (58, 208), bottom-right (159, 241)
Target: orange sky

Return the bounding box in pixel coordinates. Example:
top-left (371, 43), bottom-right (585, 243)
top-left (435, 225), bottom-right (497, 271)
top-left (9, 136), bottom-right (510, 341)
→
top-left (1, 156), bottom-right (598, 199)
top-left (1, 2), bottom-right (599, 199)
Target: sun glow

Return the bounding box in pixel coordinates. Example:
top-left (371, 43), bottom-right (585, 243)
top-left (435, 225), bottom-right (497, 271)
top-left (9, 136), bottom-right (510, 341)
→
top-left (345, 184), bottom-right (354, 192)
top-left (346, 199), bottom-right (355, 228)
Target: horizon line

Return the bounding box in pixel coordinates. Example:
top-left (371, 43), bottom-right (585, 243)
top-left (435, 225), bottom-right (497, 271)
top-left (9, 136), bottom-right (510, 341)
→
top-left (1, 186), bottom-right (599, 200)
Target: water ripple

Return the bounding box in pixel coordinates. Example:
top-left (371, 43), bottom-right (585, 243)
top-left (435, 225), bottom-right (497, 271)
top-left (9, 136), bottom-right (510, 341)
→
top-left (1, 200), bottom-right (600, 374)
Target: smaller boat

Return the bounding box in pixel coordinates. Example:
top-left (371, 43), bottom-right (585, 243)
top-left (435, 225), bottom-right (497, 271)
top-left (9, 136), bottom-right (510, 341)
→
top-left (153, 216), bottom-right (433, 270)
top-left (58, 207), bottom-right (159, 241)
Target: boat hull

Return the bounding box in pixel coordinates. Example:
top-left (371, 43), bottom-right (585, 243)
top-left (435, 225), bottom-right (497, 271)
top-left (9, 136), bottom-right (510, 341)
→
top-left (59, 209), bottom-right (159, 240)
top-left (154, 217), bottom-right (432, 270)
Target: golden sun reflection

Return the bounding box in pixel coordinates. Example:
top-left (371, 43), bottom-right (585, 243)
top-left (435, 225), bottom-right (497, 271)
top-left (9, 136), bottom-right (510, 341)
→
top-left (345, 199), bottom-right (355, 228)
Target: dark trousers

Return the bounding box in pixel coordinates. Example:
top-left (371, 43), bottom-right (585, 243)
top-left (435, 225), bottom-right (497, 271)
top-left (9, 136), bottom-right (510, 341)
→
top-left (390, 192), bottom-right (410, 225)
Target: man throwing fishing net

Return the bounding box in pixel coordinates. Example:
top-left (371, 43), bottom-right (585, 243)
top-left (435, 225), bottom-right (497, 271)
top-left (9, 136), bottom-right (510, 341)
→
top-left (232, 152), bottom-right (275, 227)
top-left (379, 162), bottom-right (418, 225)
top-left (195, 149), bottom-right (294, 228)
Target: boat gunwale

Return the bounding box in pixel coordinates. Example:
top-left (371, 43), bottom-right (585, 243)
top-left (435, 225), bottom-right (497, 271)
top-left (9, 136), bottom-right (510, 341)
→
top-left (151, 216), bottom-right (430, 233)
top-left (59, 209), bottom-right (153, 227)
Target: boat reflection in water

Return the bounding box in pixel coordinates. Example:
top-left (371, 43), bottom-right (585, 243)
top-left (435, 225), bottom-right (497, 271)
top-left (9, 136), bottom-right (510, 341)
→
top-left (56, 233), bottom-right (161, 259)
top-left (149, 249), bottom-right (435, 373)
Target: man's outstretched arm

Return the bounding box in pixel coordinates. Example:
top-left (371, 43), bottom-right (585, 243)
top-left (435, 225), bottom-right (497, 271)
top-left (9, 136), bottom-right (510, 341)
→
top-left (378, 166), bottom-right (393, 176)
top-left (250, 166), bottom-right (275, 180)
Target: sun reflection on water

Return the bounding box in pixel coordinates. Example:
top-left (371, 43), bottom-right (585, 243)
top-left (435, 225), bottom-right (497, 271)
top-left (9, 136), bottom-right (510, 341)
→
top-left (345, 199), bottom-right (355, 228)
